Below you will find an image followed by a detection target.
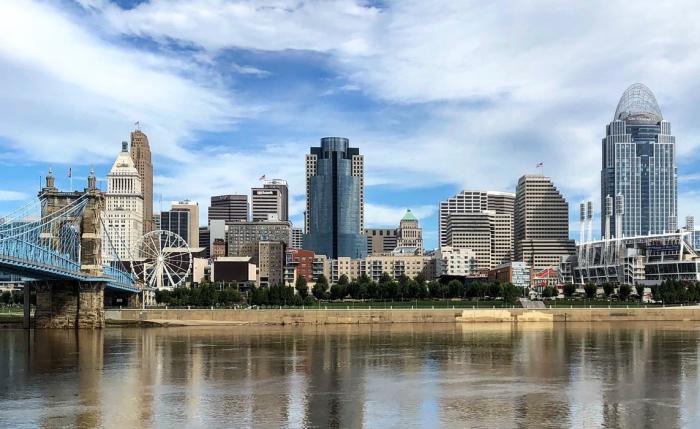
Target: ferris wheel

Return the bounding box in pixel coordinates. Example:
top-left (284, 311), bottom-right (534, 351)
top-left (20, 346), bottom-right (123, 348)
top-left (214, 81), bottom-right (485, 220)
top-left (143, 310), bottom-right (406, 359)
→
top-left (131, 230), bottom-right (192, 290)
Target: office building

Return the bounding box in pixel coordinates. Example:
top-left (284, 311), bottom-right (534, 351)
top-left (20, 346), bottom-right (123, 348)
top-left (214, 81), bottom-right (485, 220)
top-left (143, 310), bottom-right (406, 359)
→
top-left (160, 209), bottom-right (189, 245)
top-left (439, 191), bottom-right (514, 250)
top-left (209, 194), bottom-right (248, 224)
top-left (199, 226), bottom-right (210, 258)
top-left (365, 228), bottom-right (398, 255)
top-left (152, 213), bottom-right (161, 230)
top-left (601, 83), bottom-right (677, 237)
top-left (435, 246), bottom-right (478, 277)
top-left (396, 209), bottom-right (423, 254)
top-left (488, 262), bottom-right (530, 288)
top-left (304, 137), bottom-right (366, 259)
top-left (171, 200), bottom-right (199, 247)
top-left (104, 142), bottom-right (143, 260)
top-left (291, 227), bottom-right (304, 249)
top-left (258, 241), bottom-right (285, 287)
top-left (514, 175), bottom-right (575, 271)
top-left (252, 179), bottom-right (288, 222)
top-left (130, 128), bottom-right (153, 233)
top-left (227, 220), bottom-right (292, 257)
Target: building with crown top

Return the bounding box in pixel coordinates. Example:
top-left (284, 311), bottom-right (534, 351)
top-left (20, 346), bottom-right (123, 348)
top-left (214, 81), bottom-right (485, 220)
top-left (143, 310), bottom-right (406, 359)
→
top-left (104, 141), bottom-right (143, 261)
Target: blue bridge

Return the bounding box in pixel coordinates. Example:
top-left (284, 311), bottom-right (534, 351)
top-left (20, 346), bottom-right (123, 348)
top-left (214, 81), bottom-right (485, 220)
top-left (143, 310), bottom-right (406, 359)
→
top-left (1, 170), bottom-right (140, 328)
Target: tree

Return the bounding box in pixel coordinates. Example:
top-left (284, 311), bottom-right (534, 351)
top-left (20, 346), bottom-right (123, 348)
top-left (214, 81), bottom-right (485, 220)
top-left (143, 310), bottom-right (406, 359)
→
top-left (500, 283), bottom-right (520, 304)
top-left (488, 282), bottom-right (501, 298)
top-left (312, 282), bottom-right (327, 300)
top-left (603, 283), bottom-right (614, 298)
top-left (619, 284), bottom-right (632, 301)
top-left (330, 283), bottom-right (346, 300)
top-left (1, 291), bottom-right (12, 305)
top-left (584, 284), bottom-right (597, 299)
top-left (635, 285), bottom-right (645, 301)
top-left (337, 274), bottom-right (349, 287)
top-left (295, 277), bottom-right (309, 299)
top-left (542, 286), bottom-right (557, 299)
top-left (448, 280), bottom-right (463, 298)
top-left (563, 283), bottom-right (576, 298)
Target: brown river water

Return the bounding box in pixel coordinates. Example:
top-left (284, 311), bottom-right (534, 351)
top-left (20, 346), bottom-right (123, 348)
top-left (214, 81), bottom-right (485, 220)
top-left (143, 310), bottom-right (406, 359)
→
top-left (1, 322), bottom-right (700, 428)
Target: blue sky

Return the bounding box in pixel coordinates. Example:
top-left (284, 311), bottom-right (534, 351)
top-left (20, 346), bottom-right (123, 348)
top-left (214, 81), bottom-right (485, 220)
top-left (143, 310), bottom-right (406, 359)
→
top-left (2, 0), bottom-right (700, 249)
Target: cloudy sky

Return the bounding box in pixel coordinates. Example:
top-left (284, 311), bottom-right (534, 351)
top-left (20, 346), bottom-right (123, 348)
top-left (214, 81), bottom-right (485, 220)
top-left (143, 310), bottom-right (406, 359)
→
top-left (1, 0), bottom-right (700, 249)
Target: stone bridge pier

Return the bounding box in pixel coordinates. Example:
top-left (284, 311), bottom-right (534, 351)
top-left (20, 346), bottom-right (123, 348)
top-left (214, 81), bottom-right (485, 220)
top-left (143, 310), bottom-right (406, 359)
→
top-left (29, 171), bottom-right (108, 329)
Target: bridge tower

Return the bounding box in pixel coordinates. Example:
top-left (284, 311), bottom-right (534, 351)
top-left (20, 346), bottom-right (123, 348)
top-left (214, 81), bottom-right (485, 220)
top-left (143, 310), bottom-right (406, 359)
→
top-left (32, 169), bottom-right (108, 328)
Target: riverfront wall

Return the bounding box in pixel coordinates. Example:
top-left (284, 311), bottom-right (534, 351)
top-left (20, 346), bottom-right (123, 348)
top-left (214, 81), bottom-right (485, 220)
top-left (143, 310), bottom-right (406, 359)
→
top-left (106, 307), bottom-right (700, 326)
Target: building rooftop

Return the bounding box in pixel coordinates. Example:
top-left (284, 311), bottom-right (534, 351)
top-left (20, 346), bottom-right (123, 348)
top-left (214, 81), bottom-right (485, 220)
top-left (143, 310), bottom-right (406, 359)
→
top-left (614, 83), bottom-right (663, 122)
top-left (401, 209), bottom-right (418, 222)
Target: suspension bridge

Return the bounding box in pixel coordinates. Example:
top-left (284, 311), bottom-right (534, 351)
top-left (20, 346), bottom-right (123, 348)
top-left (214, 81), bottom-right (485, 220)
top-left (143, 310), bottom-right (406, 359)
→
top-left (0, 171), bottom-right (140, 328)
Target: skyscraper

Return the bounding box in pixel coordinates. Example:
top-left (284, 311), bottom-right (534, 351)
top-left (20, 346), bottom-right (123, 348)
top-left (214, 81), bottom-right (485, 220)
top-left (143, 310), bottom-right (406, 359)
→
top-left (209, 194), bottom-right (248, 224)
top-left (601, 83), bottom-right (677, 237)
top-left (513, 175), bottom-right (575, 271)
top-left (439, 191), bottom-right (514, 248)
top-left (104, 141), bottom-right (143, 260)
top-left (171, 199), bottom-right (199, 247)
top-left (251, 179), bottom-right (288, 222)
top-left (130, 128), bottom-right (153, 234)
top-left (304, 137), bottom-right (366, 259)
top-left (396, 209), bottom-right (423, 254)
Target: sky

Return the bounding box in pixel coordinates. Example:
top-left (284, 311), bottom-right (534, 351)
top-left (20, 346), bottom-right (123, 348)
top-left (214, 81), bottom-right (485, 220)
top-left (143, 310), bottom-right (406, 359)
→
top-left (2, 0), bottom-right (700, 250)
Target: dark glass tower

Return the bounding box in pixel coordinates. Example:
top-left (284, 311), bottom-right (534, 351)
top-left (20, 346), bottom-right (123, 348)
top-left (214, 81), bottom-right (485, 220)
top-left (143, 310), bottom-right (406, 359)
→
top-left (601, 83), bottom-right (677, 237)
top-left (304, 137), bottom-right (367, 259)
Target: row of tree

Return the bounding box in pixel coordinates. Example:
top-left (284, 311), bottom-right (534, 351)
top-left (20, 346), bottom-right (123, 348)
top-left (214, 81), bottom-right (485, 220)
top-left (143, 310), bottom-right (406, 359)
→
top-left (294, 273), bottom-right (523, 304)
top-left (155, 283), bottom-right (242, 307)
top-left (651, 280), bottom-right (700, 304)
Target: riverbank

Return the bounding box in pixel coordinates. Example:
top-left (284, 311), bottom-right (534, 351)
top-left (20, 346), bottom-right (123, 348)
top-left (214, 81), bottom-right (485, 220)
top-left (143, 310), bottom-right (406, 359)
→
top-left (105, 306), bottom-right (700, 326)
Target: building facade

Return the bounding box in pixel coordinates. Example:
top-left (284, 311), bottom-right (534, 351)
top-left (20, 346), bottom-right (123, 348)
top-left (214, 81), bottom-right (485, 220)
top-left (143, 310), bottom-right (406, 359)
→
top-left (488, 262), bottom-right (530, 288)
top-left (104, 142), bottom-right (143, 260)
top-left (199, 226), bottom-right (210, 258)
top-left (304, 137), bottom-right (367, 259)
top-left (435, 246), bottom-right (478, 277)
top-left (514, 175), bottom-right (575, 271)
top-left (291, 227), bottom-right (304, 249)
top-left (365, 228), bottom-right (398, 255)
top-left (396, 209), bottom-right (423, 254)
top-left (171, 199), bottom-right (199, 247)
top-left (439, 191), bottom-right (514, 249)
top-left (443, 210), bottom-right (512, 271)
top-left (258, 241), bottom-right (285, 287)
top-left (284, 248), bottom-right (315, 285)
top-left (331, 255), bottom-right (436, 284)
top-left (252, 179), bottom-right (288, 222)
top-left (209, 194), bottom-right (248, 224)
top-left (601, 83), bottom-right (677, 237)
top-left (130, 129), bottom-right (153, 234)
top-left (227, 221), bottom-right (292, 257)
top-left (160, 209), bottom-right (190, 246)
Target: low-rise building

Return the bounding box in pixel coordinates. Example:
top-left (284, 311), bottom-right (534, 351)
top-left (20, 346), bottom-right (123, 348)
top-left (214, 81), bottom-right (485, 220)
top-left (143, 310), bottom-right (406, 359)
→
top-left (488, 261), bottom-right (530, 288)
top-left (331, 254), bottom-right (436, 283)
top-left (284, 248), bottom-right (315, 285)
top-left (435, 246), bottom-right (478, 276)
top-left (211, 256), bottom-right (257, 288)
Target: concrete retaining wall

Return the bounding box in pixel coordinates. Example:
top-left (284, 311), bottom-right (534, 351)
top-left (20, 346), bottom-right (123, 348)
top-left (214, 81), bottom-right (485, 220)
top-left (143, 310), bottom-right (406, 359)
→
top-left (106, 306), bottom-right (700, 326)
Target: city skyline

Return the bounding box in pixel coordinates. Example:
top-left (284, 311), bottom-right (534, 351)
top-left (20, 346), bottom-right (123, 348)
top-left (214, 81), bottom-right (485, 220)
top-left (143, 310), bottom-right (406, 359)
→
top-left (3, 1), bottom-right (700, 250)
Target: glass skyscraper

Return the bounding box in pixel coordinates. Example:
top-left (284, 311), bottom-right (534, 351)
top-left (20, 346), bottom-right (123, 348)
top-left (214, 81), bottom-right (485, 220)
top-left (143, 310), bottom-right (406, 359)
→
top-left (304, 137), bottom-right (367, 259)
top-left (601, 83), bottom-right (677, 237)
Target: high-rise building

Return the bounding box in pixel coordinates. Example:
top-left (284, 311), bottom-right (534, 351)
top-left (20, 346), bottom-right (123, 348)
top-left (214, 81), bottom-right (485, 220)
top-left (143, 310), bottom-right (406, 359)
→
top-left (304, 137), bottom-right (366, 259)
top-left (252, 179), bottom-right (288, 222)
top-left (172, 200), bottom-right (199, 247)
top-left (439, 191), bottom-right (514, 268)
top-left (514, 175), bottom-right (575, 271)
top-left (396, 209), bottom-right (423, 254)
top-left (104, 142), bottom-right (144, 260)
top-left (439, 191), bottom-right (514, 248)
top-left (198, 226), bottom-right (210, 258)
top-left (227, 220), bottom-right (292, 257)
top-left (160, 209), bottom-right (190, 245)
top-left (601, 83), bottom-right (677, 237)
top-left (365, 228), bottom-right (398, 255)
top-left (130, 129), bottom-right (153, 234)
top-left (291, 227), bottom-right (304, 249)
top-left (257, 241), bottom-right (286, 287)
top-left (209, 194), bottom-right (248, 224)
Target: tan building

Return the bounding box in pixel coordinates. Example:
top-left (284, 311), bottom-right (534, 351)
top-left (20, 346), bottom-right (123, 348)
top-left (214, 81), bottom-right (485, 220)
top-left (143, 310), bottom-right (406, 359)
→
top-left (258, 241), bottom-right (285, 287)
top-left (130, 129), bottom-right (153, 234)
top-left (396, 209), bottom-right (423, 254)
top-left (444, 210), bottom-right (512, 270)
top-left (331, 254), bottom-right (436, 283)
top-left (439, 190), bottom-right (514, 248)
top-left (364, 228), bottom-right (397, 255)
top-left (171, 200), bottom-right (199, 248)
top-left (514, 175), bottom-right (575, 271)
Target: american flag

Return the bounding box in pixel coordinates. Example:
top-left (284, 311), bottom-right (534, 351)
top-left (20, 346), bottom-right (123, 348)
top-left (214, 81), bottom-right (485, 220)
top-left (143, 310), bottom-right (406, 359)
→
top-left (535, 162), bottom-right (543, 168)
top-left (259, 174), bottom-right (266, 181)
top-left (67, 167), bottom-right (72, 178)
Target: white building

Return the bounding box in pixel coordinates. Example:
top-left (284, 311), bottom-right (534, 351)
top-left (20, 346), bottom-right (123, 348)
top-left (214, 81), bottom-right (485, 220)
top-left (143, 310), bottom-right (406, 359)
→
top-left (435, 246), bottom-right (478, 276)
top-left (104, 142), bottom-right (143, 261)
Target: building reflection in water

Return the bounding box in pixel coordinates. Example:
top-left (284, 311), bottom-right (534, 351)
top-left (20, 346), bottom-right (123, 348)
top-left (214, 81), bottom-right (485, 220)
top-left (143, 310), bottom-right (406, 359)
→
top-left (1, 322), bottom-right (700, 427)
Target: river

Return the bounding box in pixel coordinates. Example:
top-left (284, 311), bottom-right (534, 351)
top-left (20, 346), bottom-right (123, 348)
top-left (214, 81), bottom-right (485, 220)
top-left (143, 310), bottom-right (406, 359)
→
top-left (1, 323), bottom-right (700, 428)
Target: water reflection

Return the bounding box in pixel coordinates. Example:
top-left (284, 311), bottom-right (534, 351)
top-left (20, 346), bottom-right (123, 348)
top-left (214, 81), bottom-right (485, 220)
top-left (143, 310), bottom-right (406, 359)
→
top-left (1, 323), bottom-right (700, 428)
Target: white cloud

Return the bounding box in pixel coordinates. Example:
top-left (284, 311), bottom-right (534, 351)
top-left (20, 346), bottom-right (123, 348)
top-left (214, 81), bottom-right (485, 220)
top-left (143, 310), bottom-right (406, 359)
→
top-left (365, 203), bottom-right (435, 228)
top-left (0, 0), bottom-right (243, 165)
top-left (232, 63), bottom-right (271, 77)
